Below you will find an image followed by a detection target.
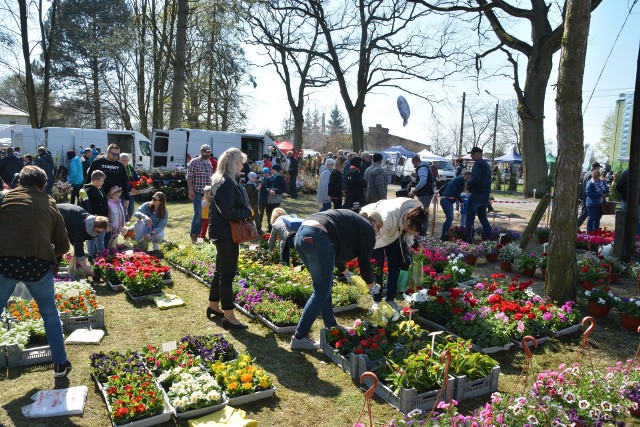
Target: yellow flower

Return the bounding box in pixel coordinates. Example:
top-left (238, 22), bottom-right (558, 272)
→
top-left (228, 382), bottom-right (239, 390)
top-left (240, 373), bottom-right (253, 383)
top-left (241, 382), bottom-right (253, 390)
top-left (259, 377), bottom-right (271, 388)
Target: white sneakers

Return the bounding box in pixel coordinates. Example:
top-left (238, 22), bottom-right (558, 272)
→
top-left (290, 335), bottom-right (320, 351)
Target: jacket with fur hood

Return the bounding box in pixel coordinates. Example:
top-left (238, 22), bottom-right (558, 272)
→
top-left (360, 197), bottom-right (421, 249)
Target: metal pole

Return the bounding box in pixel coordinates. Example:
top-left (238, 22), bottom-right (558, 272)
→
top-left (458, 92), bottom-right (466, 156)
top-left (623, 43), bottom-right (640, 261)
top-left (492, 103), bottom-right (498, 164)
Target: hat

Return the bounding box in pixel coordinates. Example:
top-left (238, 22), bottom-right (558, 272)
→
top-left (462, 168), bottom-right (471, 175)
top-left (262, 167), bottom-right (270, 174)
top-left (470, 147), bottom-right (482, 154)
top-left (109, 186), bottom-right (123, 196)
top-left (411, 154), bottom-right (421, 162)
top-left (200, 144), bottom-right (212, 152)
top-left (271, 164), bottom-right (282, 172)
top-left (325, 158), bottom-right (336, 167)
top-left (591, 162), bottom-right (602, 169)
top-left (248, 172), bottom-right (257, 180)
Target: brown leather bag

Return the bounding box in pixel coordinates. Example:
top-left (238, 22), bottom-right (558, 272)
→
top-left (600, 201), bottom-right (616, 215)
top-left (229, 219), bottom-right (259, 244)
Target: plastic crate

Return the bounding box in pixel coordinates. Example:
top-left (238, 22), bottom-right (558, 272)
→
top-left (361, 373), bottom-right (455, 415)
top-left (319, 328), bottom-right (352, 374)
top-left (453, 366), bottom-right (500, 401)
top-left (0, 345), bottom-right (6, 369)
top-left (351, 354), bottom-right (386, 380)
top-left (6, 343), bottom-right (52, 368)
top-left (60, 307), bottom-right (105, 332)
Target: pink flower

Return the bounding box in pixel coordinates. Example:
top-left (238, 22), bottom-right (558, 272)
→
top-left (542, 312), bottom-right (553, 321)
top-left (348, 329), bottom-right (356, 337)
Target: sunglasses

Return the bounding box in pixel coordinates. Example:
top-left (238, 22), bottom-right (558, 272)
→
top-left (109, 151), bottom-right (120, 158)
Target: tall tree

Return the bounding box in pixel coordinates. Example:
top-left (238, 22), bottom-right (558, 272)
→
top-left (546, 0), bottom-right (591, 303)
top-left (282, 0), bottom-right (460, 152)
top-left (169, 0), bottom-right (189, 128)
top-left (327, 104), bottom-right (346, 136)
top-left (410, 0), bottom-right (604, 197)
top-left (594, 110), bottom-right (616, 162)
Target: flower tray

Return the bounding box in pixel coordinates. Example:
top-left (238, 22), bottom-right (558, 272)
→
top-left (59, 307), bottom-right (105, 332)
top-left (234, 303), bottom-right (257, 320)
top-left (511, 336), bottom-right (550, 348)
top-left (98, 379), bottom-right (175, 427)
top-left (125, 290), bottom-right (163, 302)
top-left (553, 323), bottom-right (582, 338)
top-left (107, 280), bottom-right (125, 291)
top-left (256, 314), bottom-right (297, 334)
top-left (415, 315), bottom-right (447, 332)
top-left (361, 373), bottom-right (455, 415)
top-left (227, 387), bottom-right (276, 406)
top-left (6, 343), bottom-right (52, 368)
top-left (174, 395), bottom-right (228, 419)
top-left (469, 342), bottom-right (514, 354)
top-left (333, 303), bottom-right (359, 314)
top-left (351, 354), bottom-right (386, 380)
top-left (0, 345), bottom-right (6, 369)
top-left (166, 261), bottom-right (190, 276)
top-left (453, 366), bottom-right (500, 402)
top-left (455, 279), bottom-right (479, 289)
top-left (319, 329), bottom-right (352, 374)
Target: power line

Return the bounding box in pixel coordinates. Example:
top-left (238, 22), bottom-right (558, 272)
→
top-left (584, 0), bottom-right (638, 114)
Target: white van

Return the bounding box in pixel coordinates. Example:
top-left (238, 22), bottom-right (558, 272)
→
top-left (11, 127), bottom-right (152, 168)
top-left (151, 128), bottom-right (284, 167)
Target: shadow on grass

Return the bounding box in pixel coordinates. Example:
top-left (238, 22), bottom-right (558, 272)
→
top-left (235, 329), bottom-right (342, 398)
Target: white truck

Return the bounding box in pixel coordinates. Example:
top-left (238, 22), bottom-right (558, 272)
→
top-left (150, 128), bottom-right (284, 167)
top-left (11, 127), bottom-right (152, 168)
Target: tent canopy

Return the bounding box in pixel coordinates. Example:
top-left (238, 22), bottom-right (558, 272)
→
top-left (383, 145), bottom-right (416, 158)
top-left (546, 153), bottom-right (556, 163)
top-left (494, 151), bottom-right (523, 164)
top-left (417, 148), bottom-right (446, 162)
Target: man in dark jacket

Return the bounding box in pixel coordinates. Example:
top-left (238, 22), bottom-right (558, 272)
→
top-left (81, 147), bottom-right (93, 180)
top-left (57, 203), bottom-right (108, 276)
top-left (34, 146), bottom-right (55, 195)
top-left (440, 169), bottom-right (471, 240)
top-left (364, 153), bottom-right (387, 204)
top-left (464, 147), bottom-right (492, 242)
top-left (287, 151), bottom-right (299, 199)
top-left (577, 162), bottom-right (601, 228)
top-left (0, 165), bottom-right (72, 377)
top-left (343, 156), bottom-right (367, 212)
top-left (408, 155), bottom-right (435, 211)
top-left (85, 143), bottom-right (130, 210)
top-left (0, 147), bottom-right (23, 187)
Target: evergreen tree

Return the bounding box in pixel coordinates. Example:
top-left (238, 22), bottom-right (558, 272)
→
top-left (327, 104), bottom-right (345, 136)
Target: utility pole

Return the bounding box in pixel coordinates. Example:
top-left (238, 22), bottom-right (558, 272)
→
top-left (458, 92), bottom-right (465, 156)
top-left (623, 43), bottom-right (640, 261)
top-left (485, 90), bottom-right (500, 165)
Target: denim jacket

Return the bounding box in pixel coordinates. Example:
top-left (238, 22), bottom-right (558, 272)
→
top-left (585, 179), bottom-right (608, 207)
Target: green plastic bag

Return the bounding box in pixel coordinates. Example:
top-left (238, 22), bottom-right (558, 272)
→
top-left (397, 269), bottom-right (409, 292)
top-left (409, 258), bottom-right (423, 292)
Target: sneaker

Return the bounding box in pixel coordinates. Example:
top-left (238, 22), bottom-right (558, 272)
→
top-left (368, 302), bottom-right (379, 314)
top-left (290, 335), bottom-right (320, 351)
top-left (387, 300), bottom-right (403, 312)
top-left (54, 360), bottom-right (72, 378)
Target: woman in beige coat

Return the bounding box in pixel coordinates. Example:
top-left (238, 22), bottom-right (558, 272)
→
top-left (360, 198), bottom-right (428, 311)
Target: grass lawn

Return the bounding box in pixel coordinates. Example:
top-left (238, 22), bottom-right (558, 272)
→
top-left (1, 193), bottom-right (638, 426)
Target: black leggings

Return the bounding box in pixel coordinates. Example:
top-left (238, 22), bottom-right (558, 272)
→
top-left (209, 239), bottom-right (239, 310)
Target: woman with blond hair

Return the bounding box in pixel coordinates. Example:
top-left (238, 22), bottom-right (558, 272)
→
top-left (290, 209), bottom-right (383, 351)
top-left (268, 207), bottom-right (296, 266)
top-left (206, 148), bottom-right (253, 330)
top-left (133, 191), bottom-right (168, 251)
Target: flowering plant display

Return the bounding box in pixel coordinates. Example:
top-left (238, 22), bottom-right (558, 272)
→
top-left (208, 353), bottom-right (273, 397)
top-left (55, 290), bottom-right (99, 316)
top-left (140, 344), bottom-right (201, 376)
top-left (479, 240), bottom-right (499, 255)
top-left (326, 319), bottom-right (392, 359)
top-left (166, 367), bottom-right (223, 413)
top-left (617, 297), bottom-right (640, 318)
top-left (53, 278), bottom-right (93, 295)
top-left (129, 175), bottom-right (154, 190)
top-left (476, 226), bottom-right (521, 242)
top-left (448, 225), bottom-right (468, 241)
top-left (90, 350), bottom-right (148, 384)
top-left (576, 254), bottom-right (609, 284)
top-left (178, 334), bottom-right (236, 363)
top-left (105, 371), bottom-right (164, 425)
top-left (576, 228), bottom-right (614, 250)
top-left (443, 254), bottom-right (473, 283)
top-left (534, 226), bottom-right (550, 241)
top-left (625, 383), bottom-right (640, 407)
top-left (513, 253), bottom-right (538, 272)
top-left (452, 241), bottom-right (485, 258)
top-left (253, 299), bottom-right (301, 326)
top-left (0, 319), bottom-right (46, 349)
top-left (383, 402), bottom-right (474, 427)
top-left (52, 180), bottom-right (72, 202)
top-left (497, 242), bottom-right (523, 263)
top-left (94, 250), bottom-right (170, 296)
top-left (376, 346), bottom-right (447, 394)
top-left (538, 252), bottom-right (548, 269)
top-left (582, 287), bottom-right (617, 306)
top-left (4, 298), bottom-right (40, 321)
top-left (163, 243), bottom-right (216, 281)
top-left (58, 252), bottom-right (73, 267)
top-left (603, 255), bottom-right (626, 274)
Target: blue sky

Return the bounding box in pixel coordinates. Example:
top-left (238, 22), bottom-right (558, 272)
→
top-left (242, 1), bottom-right (640, 153)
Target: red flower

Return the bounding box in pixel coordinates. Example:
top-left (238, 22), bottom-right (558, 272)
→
top-left (452, 307), bottom-right (463, 315)
top-left (527, 312), bottom-right (536, 319)
top-left (514, 313), bottom-right (524, 321)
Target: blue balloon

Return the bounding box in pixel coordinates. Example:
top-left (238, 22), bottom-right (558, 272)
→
top-left (397, 96), bottom-right (410, 127)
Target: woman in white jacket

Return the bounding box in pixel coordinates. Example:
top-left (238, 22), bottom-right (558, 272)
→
top-left (360, 198), bottom-right (428, 311)
top-left (316, 158), bottom-right (336, 212)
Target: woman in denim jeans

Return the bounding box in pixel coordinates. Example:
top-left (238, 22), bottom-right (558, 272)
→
top-left (290, 209), bottom-right (383, 350)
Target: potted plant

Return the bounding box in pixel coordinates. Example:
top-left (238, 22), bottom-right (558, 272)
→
top-left (497, 243), bottom-right (523, 272)
top-left (630, 263), bottom-right (640, 289)
top-left (602, 256), bottom-right (625, 284)
top-left (534, 226), bottom-right (550, 244)
top-left (481, 241), bottom-right (499, 262)
top-left (514, 253), bottom-right (538, 277)
top-left (617, 297), bottom-right (640, 331)
top-left (582, 287), bottom-right (616, 318)
top-left (625, 384), bottom-right (640, 417)
top-left (539, 252), bottom-right (548, 280)
top-left (576, 256), bottom-right (608, 290)
top-left (454, 242), bottom-right (484, 266)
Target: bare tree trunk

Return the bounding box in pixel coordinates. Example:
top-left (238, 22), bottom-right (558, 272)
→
top-left (91, 56), bottom-right (102, 128)
top-left (169, 0), bottom-right (188, 129)
top-left (546, 0), bottom-right (591, 303)
top-left (293, 108), bottom-right (304, 151)
top-left (136, 0), bottom-right (148, 136)
top-left (18, 0), bottom-right (39, 128)
top-left (349, 108), bottom-right (365, 152)
top-left (38, 0), bottom-right (59, 127)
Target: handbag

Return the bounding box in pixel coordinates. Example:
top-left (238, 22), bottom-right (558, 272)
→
top-left (398, 234), bottom-right (412, 271)
top-left (601, 201), bottom-right (616, 215)
top-left (229, 219), bottom-right (259, 244)
top-left (267, 190), bottom-right (283, 204)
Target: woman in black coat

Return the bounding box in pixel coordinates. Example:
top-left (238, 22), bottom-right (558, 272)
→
top-left (343, 156), bottom-right (367, 212)
top-left (207, 148), bottom-right (253, 329)
top-left (328, 155), bottom-right (347, 209)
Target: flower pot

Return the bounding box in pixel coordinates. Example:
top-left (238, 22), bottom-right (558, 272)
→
top-left (630, 406), bottom-right (640, 418)
top-left (485, 253), bottom-right (498, 262)
top-left (587, 301), bottom-right (612, 318)
top-left (580, 280), bottom-right (598, 291)
top-left (608, 272), bottom-right (620, 284)
top-left (541, 269), bottom-right (547, 280)
top-left (620, 313), bottom-right (640, 331)
top-left (521, 268), bottom-right (536, 277)
top-left (499, 261), bottom-right (512, 272)
top-left (464, 255), bottom-right (477, 266)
